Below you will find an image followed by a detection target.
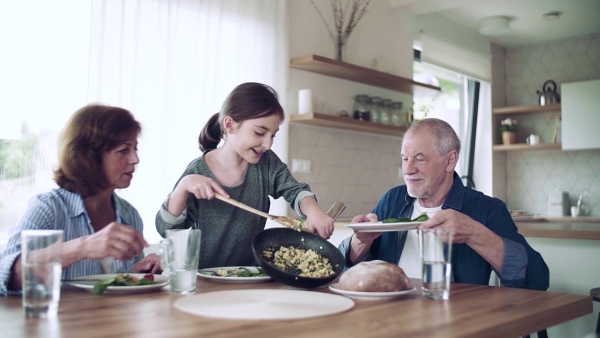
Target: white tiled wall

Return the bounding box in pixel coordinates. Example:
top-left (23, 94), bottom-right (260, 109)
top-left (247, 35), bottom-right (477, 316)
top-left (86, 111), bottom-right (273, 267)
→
top-left (501, 33), bottom-right (600, 216)
top-left (288, 124), bottom-right (404, 219)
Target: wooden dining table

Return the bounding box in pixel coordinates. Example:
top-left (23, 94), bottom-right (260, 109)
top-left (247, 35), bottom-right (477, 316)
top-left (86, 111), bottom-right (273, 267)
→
top-left (0, 276), bottom-right (592, 338)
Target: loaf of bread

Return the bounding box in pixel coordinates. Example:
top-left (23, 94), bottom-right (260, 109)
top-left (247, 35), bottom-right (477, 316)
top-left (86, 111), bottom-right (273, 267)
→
top-left (339, 260), bottom-right (411, 292)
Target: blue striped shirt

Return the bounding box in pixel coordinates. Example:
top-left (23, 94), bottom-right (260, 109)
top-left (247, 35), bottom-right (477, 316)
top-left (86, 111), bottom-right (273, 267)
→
top-left (0, 188), bottom-right (144, 296)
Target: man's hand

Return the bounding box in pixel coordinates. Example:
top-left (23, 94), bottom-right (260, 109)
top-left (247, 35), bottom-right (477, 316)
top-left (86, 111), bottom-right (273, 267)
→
top-left (349, 213), bottom-right (383, 264)
top-left (419, 209), bottom-right (479, 244)
top-left (419, 209), bottom-right (505, 272)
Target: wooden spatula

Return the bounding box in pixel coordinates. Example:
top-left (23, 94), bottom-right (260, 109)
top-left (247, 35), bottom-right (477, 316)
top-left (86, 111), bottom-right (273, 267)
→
top-left (214, 194), bottom-right (307, 232)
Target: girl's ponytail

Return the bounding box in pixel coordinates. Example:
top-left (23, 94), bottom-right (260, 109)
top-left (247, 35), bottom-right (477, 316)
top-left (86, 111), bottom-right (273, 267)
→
top-left (198, 112), bottom-right (222, 151)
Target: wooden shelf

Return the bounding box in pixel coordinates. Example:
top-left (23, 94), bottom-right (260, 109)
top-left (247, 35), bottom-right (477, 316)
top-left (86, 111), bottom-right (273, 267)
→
top-left (290, 112), bottom-right (406, 137)
top-left (516, 221), bottom-right (600, 241)
top-left (493, 103), bottom-right (561, 115)
top-left (493, 143), bottom-right (562, 152)
top-left (290, 54), bottom-right (441, 96)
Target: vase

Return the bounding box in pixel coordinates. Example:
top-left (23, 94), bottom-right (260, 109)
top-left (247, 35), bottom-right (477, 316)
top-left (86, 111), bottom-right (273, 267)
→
top-left (502, 131), bottom-right (518, 145)
top-left (335, 34), bottom-right (347, 62)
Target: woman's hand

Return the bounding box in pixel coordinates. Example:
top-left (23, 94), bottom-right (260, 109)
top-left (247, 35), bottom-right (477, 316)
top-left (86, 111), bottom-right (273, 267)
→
top-left (76, 222), bottom-right (149, 262)
top-left (133, 253), bottom-right (162, 274)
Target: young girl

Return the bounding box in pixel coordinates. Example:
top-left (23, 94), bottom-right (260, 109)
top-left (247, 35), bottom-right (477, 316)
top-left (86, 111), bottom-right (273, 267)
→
top-left (155, 82), bottom-right (334, 269)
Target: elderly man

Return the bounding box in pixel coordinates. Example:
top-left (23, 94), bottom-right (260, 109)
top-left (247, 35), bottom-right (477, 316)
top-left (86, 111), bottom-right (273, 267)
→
top-left (339, 118), bottom-right (549, 290)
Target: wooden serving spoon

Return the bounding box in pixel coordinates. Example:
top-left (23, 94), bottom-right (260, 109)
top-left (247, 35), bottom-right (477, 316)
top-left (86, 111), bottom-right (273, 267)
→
top-left (214, 194), bottom-right (307, 232)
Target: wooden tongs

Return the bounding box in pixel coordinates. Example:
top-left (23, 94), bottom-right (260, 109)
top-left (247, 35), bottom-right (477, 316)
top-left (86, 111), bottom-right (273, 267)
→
top-left (214, 194), bottom-right (346, 232)
top-left (215, 194), bottom-right (307, 231)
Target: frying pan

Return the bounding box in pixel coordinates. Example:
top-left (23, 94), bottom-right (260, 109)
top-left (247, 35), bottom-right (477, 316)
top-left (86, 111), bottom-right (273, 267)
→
top-left (252, 228), bottom-right (345, 288)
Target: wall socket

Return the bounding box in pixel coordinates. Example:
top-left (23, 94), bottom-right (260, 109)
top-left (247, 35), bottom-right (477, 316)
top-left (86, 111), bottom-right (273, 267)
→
top-left (292, 159), bottom-right (312, 173)
top-left (398, 166), bottom-right (403, 179)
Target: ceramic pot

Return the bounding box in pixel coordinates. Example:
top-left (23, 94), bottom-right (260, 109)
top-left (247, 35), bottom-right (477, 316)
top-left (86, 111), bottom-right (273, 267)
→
top-left (502, 131), bottom-right (518, 145)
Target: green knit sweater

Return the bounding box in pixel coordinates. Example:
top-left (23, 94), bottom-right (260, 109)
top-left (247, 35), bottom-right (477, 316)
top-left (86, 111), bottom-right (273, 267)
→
top-left (155, 150), bottom-right (315, 269)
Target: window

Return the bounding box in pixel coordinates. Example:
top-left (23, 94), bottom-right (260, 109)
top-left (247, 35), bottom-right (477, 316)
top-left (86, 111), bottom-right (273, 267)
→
top-left (413, 58), bottom-right (466, 178)
top-left (0, 0), bottom-right (287, 247)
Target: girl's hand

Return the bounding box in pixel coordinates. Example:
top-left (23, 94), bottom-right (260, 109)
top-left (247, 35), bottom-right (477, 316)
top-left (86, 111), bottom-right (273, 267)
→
top-left (178, 174), bottom-right (229, 200)
top-left (167, 175), bottom-right (229, 217)
top-left (304, 210), bottom-right (335, 239)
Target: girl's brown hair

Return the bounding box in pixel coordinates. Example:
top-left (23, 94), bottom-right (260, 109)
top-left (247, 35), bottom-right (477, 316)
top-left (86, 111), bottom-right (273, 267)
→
top-left (54, 104), bottom-right (142, 197)
top-left (198, 82), bottom-right (284, 151)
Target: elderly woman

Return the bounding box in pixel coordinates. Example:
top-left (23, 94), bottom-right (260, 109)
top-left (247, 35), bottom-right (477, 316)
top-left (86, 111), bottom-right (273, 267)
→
top-left (0, 104), bottom-right (160, 296)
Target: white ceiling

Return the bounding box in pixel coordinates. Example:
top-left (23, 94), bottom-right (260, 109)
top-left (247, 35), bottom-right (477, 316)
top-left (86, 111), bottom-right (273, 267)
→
top-left (391, 0), bottom-right (600, 47)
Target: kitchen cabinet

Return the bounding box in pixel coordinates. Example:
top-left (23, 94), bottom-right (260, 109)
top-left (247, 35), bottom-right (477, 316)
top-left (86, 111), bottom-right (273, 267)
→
top-left (492, 103), bottom-right (561, 152)
top-left (289, 54), bottom-right (440, 136)
top-left (561, 79), bottom-right (600, 150)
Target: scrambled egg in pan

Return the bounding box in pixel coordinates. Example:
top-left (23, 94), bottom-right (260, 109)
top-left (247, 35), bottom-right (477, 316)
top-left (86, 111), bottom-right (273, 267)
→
top-left (263, 246), bottom-right (335, 278)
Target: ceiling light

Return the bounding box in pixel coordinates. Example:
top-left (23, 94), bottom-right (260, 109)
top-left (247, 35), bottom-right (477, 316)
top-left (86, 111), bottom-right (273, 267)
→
top-left (542, 11), bottom-right (561, 21)
top-left (479, 16), bottom-right (510, 36)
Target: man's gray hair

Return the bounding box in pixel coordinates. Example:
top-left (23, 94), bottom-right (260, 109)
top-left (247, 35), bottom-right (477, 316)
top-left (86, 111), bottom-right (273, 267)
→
top-left (407, 118), bottom-right (461, 156)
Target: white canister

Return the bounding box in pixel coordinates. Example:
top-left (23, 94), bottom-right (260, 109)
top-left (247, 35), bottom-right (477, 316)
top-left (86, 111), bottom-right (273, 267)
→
top-left (526, 134), bottom-right (540, 145)
top-left (547, 189), bottom-right (569, 216)
top-left (298, 89), bottom-right (313, 114)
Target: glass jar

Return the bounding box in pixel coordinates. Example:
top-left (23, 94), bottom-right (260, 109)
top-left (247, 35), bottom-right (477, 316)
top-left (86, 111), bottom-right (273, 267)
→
top-left (390, 101), bottom-right (404, 127)
top-left (379, 99), bottom-right (392, 125)
top-left (353, 94), bottom-right (371, 121)
top-left (369, 96), bottom-right (382, 123)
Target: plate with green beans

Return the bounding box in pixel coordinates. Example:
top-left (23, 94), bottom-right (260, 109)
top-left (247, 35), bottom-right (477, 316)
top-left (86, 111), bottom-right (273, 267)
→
top-left (346, 213), bottom-right (429, 233)
top-left (67, 274), bottom-right (169, 295)
top-left (197, 266), bottom-right (273, 283)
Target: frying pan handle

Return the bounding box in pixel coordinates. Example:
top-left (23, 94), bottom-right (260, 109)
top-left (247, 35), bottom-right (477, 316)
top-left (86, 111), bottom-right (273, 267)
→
top-left (326, 202), bottom-right (346, 221)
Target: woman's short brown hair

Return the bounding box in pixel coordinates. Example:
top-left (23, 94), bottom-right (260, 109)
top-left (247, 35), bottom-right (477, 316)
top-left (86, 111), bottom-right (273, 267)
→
top-left (54, 104), bottom-right (142, 197)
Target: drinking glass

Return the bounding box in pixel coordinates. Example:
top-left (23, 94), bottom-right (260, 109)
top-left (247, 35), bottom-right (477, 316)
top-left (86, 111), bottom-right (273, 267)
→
top-left (21, 230), bottom-right (63, 316)
top-left (160, 229), bottom-right (201, 294)
top-left (419, 228), bottom-right (453, 300)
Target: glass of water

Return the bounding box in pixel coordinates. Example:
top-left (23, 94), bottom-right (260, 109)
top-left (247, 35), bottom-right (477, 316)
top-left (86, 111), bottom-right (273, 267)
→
top-left (21, 230), bottom-right (63, 316)
top-left (419, 228), bottom-right (453, 300)
top-left (161, 229), bottom-right (201, 294)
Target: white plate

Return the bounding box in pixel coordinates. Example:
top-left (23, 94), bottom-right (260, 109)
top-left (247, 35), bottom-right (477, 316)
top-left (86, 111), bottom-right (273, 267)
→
top-left (174, 289), bottom-right (354, 320)
top-left (197, 266), bottom-right (273, 283)
top-left (68, 274), bottom-right (169, 294)
top-left (328, 283), bottom-right (416, 301)
top-left (345, 221), bottom-right (423, 232)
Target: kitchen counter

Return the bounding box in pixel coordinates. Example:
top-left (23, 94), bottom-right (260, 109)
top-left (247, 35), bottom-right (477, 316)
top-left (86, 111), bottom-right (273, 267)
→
top-left (514, 216), bottom-right (600, 240)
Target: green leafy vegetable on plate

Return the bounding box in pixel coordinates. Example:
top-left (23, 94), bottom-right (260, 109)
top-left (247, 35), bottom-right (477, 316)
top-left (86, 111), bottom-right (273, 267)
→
top-left (214, 267), bottom-right (268, 277)
top-left (382, 212), bottom-right (429, 223)
top-left (93, 273), bottom-right (156, 295)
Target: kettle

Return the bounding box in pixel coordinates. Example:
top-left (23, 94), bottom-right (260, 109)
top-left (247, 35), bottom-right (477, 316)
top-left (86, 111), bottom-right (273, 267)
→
top-left (536, 80), bottom-right (560, 106)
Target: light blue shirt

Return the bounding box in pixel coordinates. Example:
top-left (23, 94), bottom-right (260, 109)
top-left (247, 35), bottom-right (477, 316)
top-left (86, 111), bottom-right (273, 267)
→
top-left (0, 188), bottom-right (144, 296)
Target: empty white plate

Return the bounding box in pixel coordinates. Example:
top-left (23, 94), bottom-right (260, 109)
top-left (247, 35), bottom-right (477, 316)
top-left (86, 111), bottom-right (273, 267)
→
top-left (174, 289), bottom-right (354, 320)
